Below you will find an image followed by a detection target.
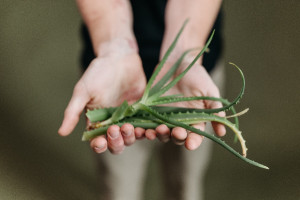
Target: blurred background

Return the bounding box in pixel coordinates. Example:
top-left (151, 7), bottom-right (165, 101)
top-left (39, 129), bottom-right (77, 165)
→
top-left (0, 1), bottom-right (299, 199)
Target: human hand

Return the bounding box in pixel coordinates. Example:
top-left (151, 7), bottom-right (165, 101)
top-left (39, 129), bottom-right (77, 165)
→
top-left (58, 39), bottom-right (146, 154)
top-left (141, 57), bottom-right (226, 150)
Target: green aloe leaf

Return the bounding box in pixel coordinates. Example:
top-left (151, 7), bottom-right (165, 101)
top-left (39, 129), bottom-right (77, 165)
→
top-left (141, 19), bottom-right (189, 102)
top-left (148, 30), bottom-right (215, 102)
top-left (149, 48), bottom-right (195, 96)
top-left (139, 104), bottom-right (269, 170)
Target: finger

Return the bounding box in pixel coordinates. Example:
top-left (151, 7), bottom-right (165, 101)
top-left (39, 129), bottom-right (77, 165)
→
top-left (58, 82), bottom-right (90, 136)
top-left (120, 123), bottom-right (135, 146)
top-left (135, 127), bottom-right (146, 140)
top-left (171, 127), bottom-right (188, 145)
top-left (145, 129), bottom-right (157, 141)
top-left (90, 135), bottom-right (107, 153)
top-left (185, 133), bottom-right (204, 150)
top-left (107, 125), bottom-right (125, 154)
top-left (206, 100), bottom-right (226, 137)
top-left (212, 113), bottom-right (226, 137)
top-left (155, 124), bottom-right (170, 143)
top-left (185, 123), bottom-right (205, 150)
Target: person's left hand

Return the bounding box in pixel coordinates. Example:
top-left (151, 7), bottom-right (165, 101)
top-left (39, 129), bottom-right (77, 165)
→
top-left (140, 58), bottom-right (226, 150)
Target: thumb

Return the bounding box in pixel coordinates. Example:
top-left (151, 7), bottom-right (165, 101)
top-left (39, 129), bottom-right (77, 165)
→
top-left (58, 82), bottom-right (90, 136)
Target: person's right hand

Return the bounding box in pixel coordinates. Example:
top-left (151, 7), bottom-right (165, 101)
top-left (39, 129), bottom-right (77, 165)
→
top-left (58, 39), bottom-right (147, 154)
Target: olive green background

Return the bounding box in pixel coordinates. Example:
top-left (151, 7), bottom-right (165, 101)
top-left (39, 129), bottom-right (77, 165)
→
top-left (0, 1), bottom-right (299, 199)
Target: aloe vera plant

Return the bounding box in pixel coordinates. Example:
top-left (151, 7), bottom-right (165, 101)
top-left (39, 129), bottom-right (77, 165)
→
top-left (82, 20), bottom-right (268, 169)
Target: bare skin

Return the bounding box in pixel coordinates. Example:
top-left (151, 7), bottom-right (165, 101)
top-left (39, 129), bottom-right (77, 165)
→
top-left (58, 0), bottom-right (224, 154)
top-left (58, 41), bottom-right (147, 154)
top-left (138, 57), bottom-right (226, 150)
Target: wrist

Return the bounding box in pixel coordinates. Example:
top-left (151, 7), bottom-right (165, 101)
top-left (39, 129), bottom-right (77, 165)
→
top-left (161, 0), bottom-right (222, 60)
top-left (160, 25), bottom-right (207, 61)
top-left (97, 38), bottom-right (138, 58)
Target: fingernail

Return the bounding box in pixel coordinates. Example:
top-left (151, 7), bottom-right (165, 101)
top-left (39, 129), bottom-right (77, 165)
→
top-left (122, 130), bottom-right (132, 137)
top-left (109, 130), bottom-right (120, 139)
top-left (160, 137), bottom-right (170, 143)
top-left (172, 137), bottom-right (185, 145)
top-left (94, 146), bottom-right (102, 152)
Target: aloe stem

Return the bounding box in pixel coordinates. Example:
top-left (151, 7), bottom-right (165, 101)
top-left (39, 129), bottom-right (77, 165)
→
top-left (139, 104), bottom-right (268, 169)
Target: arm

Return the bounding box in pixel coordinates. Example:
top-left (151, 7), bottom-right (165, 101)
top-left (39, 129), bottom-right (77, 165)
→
top-left (160, 0), bottom-right (222, 58)
top-left (58, 0), bottom-right (146, 154)
top-left (154, 0), bottom-right (225, 150)
top-left (76, 0), bottom-right (137, 55)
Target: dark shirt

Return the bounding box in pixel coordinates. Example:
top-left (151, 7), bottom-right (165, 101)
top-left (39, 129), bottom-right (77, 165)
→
top-left (80, 0), bottom-right (222, 80)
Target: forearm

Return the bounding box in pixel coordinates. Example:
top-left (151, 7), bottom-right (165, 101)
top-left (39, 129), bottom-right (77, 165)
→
top-left (76, 0), bottom-right (137, 56)
top-left (161, 0), bottom-right (222, 60)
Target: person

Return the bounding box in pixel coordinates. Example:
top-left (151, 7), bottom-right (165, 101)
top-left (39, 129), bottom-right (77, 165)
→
top-left (58, 0), bottom-right (225, 199)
